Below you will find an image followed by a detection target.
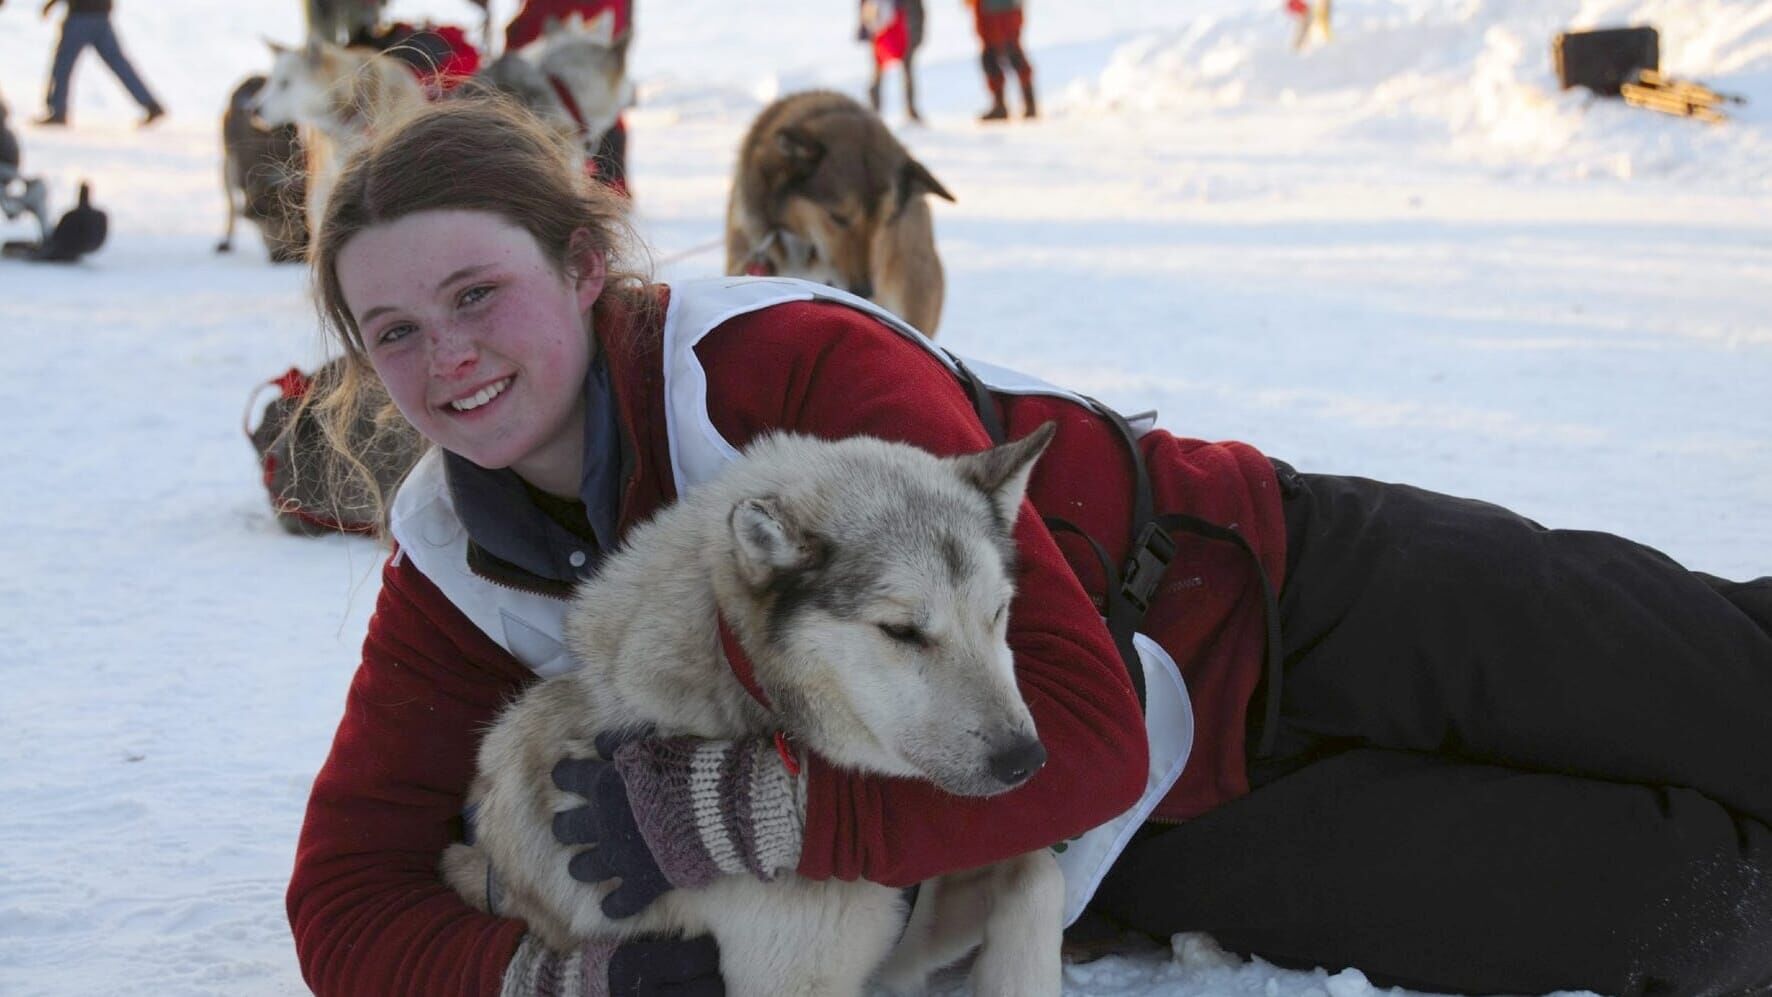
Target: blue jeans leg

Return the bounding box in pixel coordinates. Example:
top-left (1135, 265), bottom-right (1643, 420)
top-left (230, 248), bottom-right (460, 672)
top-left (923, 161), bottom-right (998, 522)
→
top-left (45, 15), bottom-right (159, 118)
top-left (86, 17), bottom-right (160, 113)
top-left (44, 15), bottom-right (100, 118)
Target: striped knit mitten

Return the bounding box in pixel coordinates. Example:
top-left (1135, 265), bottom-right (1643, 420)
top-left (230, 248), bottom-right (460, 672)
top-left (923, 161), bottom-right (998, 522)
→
top-left (614, 735), bottom-right (806, 890)
top-left (501, 934), bottom-right (723, 997)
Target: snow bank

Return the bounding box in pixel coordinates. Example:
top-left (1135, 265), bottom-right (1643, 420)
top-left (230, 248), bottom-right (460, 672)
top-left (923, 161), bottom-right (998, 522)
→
top-left (1069, 0), bottom-right (1772, 189)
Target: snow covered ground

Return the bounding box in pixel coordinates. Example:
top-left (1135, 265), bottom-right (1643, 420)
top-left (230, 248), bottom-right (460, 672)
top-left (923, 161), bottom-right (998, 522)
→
top-left (2, 1), bottom-right (1768, 994)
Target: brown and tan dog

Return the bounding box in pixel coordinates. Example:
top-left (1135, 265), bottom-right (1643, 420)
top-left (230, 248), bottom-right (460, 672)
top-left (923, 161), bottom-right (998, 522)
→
top-left (216, 74), bottom-right (308, 263)
top-left (726, 91), bottom-right (954, 337)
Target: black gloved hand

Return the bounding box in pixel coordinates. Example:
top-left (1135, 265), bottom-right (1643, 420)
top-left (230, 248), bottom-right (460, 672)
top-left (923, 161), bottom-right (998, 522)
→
top-left (608, 935), bottom-right (725, 997)
top-left (552, 729), bottom-right (673, 919)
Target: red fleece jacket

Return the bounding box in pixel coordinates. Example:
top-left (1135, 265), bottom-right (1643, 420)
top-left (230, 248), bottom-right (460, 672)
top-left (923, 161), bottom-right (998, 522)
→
top-left (286, 293), bottom-right (1285, 994)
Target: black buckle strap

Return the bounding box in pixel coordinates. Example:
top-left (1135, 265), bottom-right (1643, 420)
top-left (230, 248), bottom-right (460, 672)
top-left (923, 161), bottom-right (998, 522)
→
top-left (1121, 522), bottom-right (1177, 614)
top-left (1046, 515), bottom-right (1147, 710)
top-left (1158, 513), bottom-right (1285, 760)
top-left (949, 353), bottom-right (1008, 446)
top-left (947, 358), bottom-right (1285, 758)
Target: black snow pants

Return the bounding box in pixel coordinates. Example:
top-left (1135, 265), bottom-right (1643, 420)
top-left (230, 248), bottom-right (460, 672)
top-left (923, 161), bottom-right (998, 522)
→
top-left (1088, 463), bottom-right (1772, 996)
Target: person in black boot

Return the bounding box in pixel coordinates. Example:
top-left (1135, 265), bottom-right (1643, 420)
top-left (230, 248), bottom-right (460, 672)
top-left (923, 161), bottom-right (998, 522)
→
top-left (35, 0), bottom-right (166, 128)
top-left (968, 0), bottom-right (1035, 121)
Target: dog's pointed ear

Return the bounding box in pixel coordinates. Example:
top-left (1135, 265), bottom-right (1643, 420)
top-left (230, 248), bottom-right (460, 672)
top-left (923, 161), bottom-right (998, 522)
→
top-left (775, 127), bottom-right (824, 170)
top-left (581, 8), bottom-right (617, 46)
top-left (265, 36), bottom-right (292, 56)
top-left (952, 421), bottom-right (1058, 525)
top-left (898, 157), bottom-right (955, 215)
top-left (303, 35), bottom-right (326, 65)
top-left (730, 497), bottom-right (827, 589)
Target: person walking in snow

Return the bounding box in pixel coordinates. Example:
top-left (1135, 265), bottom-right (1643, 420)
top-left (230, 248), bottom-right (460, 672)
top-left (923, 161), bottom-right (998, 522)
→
top-left (858, 0), bottom-right (925, 122)
top-left (1286, 0), bottom-right (1332, 50)
top-left (968, 0), bottom-right (1035, 121)
top-left (34, 0), bottom-right (164, 128)
top-left (286, 99), bottom-right (1772, 997)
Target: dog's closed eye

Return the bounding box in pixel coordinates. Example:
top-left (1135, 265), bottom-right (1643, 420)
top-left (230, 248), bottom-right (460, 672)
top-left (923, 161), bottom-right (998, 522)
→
top-left (877, 622), bottom-right (931, 648)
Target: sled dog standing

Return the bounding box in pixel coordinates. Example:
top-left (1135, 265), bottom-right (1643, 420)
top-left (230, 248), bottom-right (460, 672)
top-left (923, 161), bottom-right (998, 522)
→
top-left (443, 427), bottom-right (1065, 997)
top-left (254, 38), bottom-right (427, 237)
top-left (473, 11), bottom-right (632, 177)
top-left (216, 75), bottom-right (308, 263)
top-left (726, 91), bottom-right (953, 337)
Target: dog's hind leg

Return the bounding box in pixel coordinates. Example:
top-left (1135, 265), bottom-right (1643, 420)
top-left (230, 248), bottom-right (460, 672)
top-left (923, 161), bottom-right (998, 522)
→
top-left (872, 875), bottom-right (981, 996)
top-left (872, 864), bottom-right (1028, 996)
top-left (217, 160), bottom-right (238, 253)
top-left (903, 58), bottom-right (921, 122)
top-left (704, 878), bottom-right (903, 997)
top-left (969, 850), bottom-right (1065, 997)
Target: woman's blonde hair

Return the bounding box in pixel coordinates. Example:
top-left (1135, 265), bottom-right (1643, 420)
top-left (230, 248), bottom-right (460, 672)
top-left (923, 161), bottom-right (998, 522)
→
top-left (293, 96), bottom-right (652, 537)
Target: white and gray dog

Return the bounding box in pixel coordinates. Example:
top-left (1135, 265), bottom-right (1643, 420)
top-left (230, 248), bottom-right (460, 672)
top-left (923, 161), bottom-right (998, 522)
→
top-left (473, 11), bottom-right (631, 167)
top-left (443, 425), bottom-right (1065, 997)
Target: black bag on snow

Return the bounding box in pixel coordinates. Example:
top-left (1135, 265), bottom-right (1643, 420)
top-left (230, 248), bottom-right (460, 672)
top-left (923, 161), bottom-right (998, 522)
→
top-left (245, 360), bottom-right (426, 536)
top-left (1554, 26), bottom-right (1660, 97)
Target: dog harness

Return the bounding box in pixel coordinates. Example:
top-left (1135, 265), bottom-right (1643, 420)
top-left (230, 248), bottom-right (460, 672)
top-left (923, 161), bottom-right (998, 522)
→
top-left (951, 357), bottom-right (1285, 757)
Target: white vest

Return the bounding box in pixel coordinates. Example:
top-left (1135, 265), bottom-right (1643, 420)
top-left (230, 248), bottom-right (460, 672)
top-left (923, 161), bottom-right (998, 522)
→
top-left (389, 276), bottom-right (1194, 926)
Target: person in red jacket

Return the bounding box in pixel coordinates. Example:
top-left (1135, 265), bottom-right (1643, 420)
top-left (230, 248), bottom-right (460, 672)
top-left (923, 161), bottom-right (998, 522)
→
top-left (287, 98), bottom-right (1772, 997)
top-left (967, 0), bottom-right (1034, 121)
top-left (504, 0), bottom-right (632, 195)
top-left (858, 0), bottom-right (925, 122)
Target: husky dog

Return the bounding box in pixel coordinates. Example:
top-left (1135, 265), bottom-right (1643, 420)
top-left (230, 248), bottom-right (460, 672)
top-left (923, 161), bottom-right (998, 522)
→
top-left (443, 426), bottom-right (1065, 997)
top-left (216, 75), bottom-right (308, 263)
top-left (470, 53), bottom-right (565, 130)
top-left (531, 11), bottom-right (632, 155)
top-left (726, 91), bottom-right (954, 337)
top-left (472, 12), bottom-right (631, 166)
top-left (253, 37), bottom-right (427, 236)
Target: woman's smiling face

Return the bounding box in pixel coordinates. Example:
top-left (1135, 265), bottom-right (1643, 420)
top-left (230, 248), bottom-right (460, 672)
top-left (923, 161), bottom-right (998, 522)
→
top-left (338, 209), bottom-right (606, 495)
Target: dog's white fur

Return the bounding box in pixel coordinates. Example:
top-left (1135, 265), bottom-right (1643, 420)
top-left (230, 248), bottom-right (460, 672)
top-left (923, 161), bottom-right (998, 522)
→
top-left (442, 427), bottom-right (1065, 996)
top-left (530, 11), bottom-right (632, 151)
top-left (253, 37), bottom-right (427, 237)
top-left (467, 12), bottom-right (631, 179)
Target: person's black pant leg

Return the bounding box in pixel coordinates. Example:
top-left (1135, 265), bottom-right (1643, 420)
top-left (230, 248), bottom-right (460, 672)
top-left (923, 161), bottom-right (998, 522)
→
top-left (1087, 467), bottom-right (1772, 994)
top-left (1091, 748), bottom-right (1772, 996)
top-left (1263, 467), bottom-right (1772, 825)
top-left (1696, 572), bottom-right (1772, 637)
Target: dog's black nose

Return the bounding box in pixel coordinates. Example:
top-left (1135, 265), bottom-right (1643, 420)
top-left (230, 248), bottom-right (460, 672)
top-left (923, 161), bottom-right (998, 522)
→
top-left (850, 278), bottom-right (875, 300)
top-left (988, 738), bottom-right (1047, 787)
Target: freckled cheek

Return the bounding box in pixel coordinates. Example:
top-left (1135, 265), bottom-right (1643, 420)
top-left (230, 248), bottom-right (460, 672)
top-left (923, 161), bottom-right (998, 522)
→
top-left (368, 354), bottom-right (432, 420)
